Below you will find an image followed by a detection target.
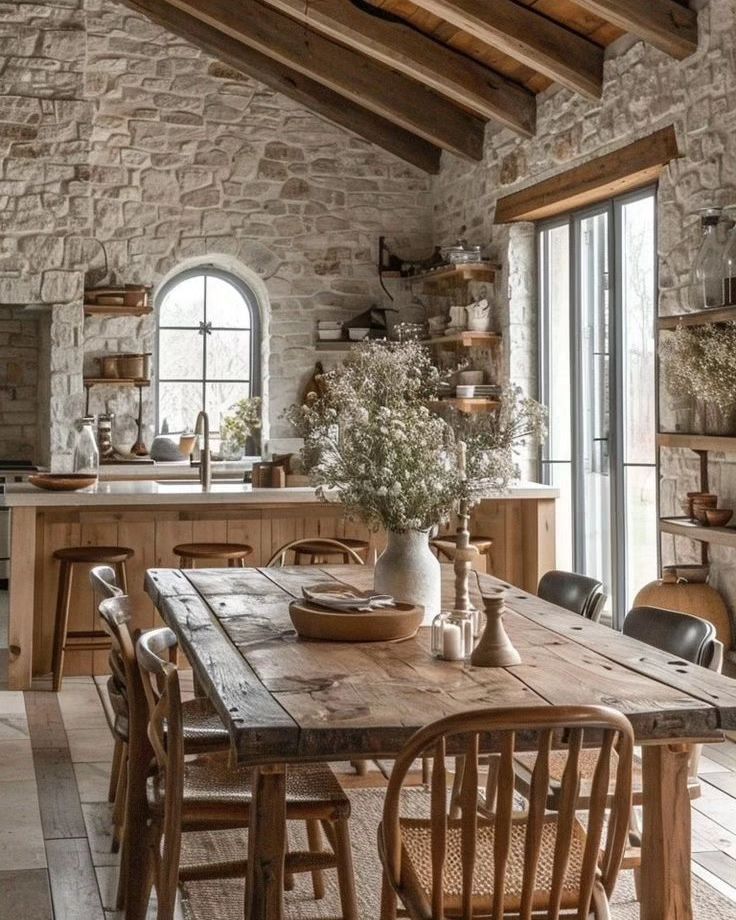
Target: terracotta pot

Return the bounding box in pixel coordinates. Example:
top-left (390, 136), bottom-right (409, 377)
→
top-left (633, 571), bottom-right (733, 648)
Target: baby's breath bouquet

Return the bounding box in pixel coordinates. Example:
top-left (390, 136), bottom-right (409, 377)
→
top-left (661, 323), bottom-right (736, 411)
top-left (286, 341), bottom-right (462, 532)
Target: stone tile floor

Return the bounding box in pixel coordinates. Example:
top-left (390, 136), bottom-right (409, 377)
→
top-left (0, 677), bottom-right (735, 918)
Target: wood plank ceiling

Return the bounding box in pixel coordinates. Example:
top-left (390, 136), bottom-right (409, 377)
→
top-left (123, 0), bottom-right (698, 173)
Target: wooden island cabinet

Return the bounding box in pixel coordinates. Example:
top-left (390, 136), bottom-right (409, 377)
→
top-left (3, 480), bottom-right (557, 689)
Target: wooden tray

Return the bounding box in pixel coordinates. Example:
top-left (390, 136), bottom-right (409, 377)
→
top-left (28, 473), bottom-right (98, 491)
top-left (288, 600), bottom-right (423, 642)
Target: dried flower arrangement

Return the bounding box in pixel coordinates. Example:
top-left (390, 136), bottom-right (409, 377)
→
top-left (286, 340), bottom-right (547, 532)
top-left (661, 323), bottom-right (736, 411)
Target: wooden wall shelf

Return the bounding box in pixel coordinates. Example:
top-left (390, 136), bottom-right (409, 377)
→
top-left (657, 433), bottom-right (736, 452)
top-left (410, 262), bottom-right (498, 288)
top-left (84, 303), bottom-right (153, 318)
top-left (83, 378), bottom-right (150, 387)
top-left (659, 517), bottom-right (736, 549)
top-left (658, 306), bottom-right (736, 329)
top-left (424, 331), bottom-right (502, 347)
top-left (429, 398), bottom-right (500, 413)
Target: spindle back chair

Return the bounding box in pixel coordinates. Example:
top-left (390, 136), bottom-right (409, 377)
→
top-left (379, 705), bottom-right (633, 919)
top-left (266, 537), bottom-right (366, 567)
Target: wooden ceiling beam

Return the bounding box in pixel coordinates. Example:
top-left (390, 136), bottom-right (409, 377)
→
top-left (124, 0), bottom-right (442, 173)
top-left (256, 0), bottom-right (535, 136)
top-left (155, 0), bottom-right (486, 161)
top-left (570, 0), bottom-right (698, 60)
top-left (408, 0), bottom-right (604, 99)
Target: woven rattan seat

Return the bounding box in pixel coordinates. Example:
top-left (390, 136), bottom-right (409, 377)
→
top-left (146, 755), bottom-right (350, 821)
top-left (398, 816), bottom-right (587, 914)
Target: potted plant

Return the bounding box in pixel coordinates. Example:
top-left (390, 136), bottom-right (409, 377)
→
top-left (287, 341), bottom-right (546, 621)
top-left (220, 397), bottom-right (262, 459)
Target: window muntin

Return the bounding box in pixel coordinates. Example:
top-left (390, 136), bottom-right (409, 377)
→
top-left (156, 269), bottom-right (260, 435)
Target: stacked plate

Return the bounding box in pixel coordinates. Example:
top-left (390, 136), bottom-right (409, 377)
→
top-left (474, 384), bottom-right (502, 397)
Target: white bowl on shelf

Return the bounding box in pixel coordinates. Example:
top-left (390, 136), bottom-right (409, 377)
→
top-left (318, 329), bottom-right (344, 341)
top-left (348, 327), bottom-right (371, 341)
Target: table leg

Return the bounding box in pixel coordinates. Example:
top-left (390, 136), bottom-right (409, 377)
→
top-left (640, 744), bottom-right (692, 920)
top-left (245, 764), bottom-right (287, 920)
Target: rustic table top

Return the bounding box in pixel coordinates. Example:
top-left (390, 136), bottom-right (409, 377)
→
top-left (145, 565), bottom-right (736, 764)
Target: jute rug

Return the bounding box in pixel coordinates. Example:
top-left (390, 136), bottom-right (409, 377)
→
top-left (181, 787), bottom-right (734, 919)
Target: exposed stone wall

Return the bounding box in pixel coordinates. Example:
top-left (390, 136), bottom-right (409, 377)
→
top-left (431, 0), bottom-right (736, 620)
top-left (0, 0), bottom-right (432, 463)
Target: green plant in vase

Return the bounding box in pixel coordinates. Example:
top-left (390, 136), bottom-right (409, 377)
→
top-left (220, 396), bottom-right (261, 459)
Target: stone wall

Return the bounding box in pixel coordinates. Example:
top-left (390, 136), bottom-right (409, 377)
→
top-left (0, 0), bottom-right (432, 463)
top-left (431, 0), bottom-right (736, 619)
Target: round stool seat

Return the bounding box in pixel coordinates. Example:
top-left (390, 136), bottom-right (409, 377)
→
top-left (431, 536), bottom-right (493, 558)
top-left (294, 538), bottom-right (369, 556)
top-left (174, 543), bottom-right (254, 569)
top-left (53, 545), bottom-right (134, 564)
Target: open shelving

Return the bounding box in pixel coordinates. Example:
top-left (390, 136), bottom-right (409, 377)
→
top-left (409, 262), bottom-right (499, 289)
top-left (657, 432), bottom-right (736, 452)
top-left (658, 305), bottom-right (736, 329)
top-left (83, 303), bottom-right (153, 318)
top-left (83, 377), bottom-right (151, 387)
top-left (424, 331), bottom-right (502, 348)
top-left (659, 517), bottom-right (736, 549)
top-left (429, 398), bottom-right (500, 413)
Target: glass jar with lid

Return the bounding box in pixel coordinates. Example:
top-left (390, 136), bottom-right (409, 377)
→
top-left (73, 417), bottom-right (100, 475)
top-left (691, 208), bottom-right (724, 310)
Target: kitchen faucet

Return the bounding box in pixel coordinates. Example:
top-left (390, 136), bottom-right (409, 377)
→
top-left (194, 410), bottom-right (211, 491)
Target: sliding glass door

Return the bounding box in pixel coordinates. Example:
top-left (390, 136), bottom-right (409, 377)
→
top-left (538, 189), bottom-right (657, 627)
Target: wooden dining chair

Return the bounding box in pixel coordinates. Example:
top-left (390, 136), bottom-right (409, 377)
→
top-left (266, 537), bottom-right (367, 567)
top-left (513, 605), bottom-right (722, 901)
top-left (379, 705), bottom-right (633, 920)
top-left (537, 570), bottom-right (607, 623)
top-left (92, 588), bottom-right (231, 911)
top-left (136, 626), bottom-right (358, 920)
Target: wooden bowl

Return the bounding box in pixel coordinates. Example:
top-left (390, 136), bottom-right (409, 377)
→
top-left (288, 600), bottom-right (423, 642)
top-left (704, 508), bottom-right (733, 528)
top-left (663, 564), bottom-right (710, 584)
top-left (28, 473), bottom-right (98, 492)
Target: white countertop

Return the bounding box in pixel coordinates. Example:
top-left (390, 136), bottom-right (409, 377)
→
top-left (1, 480), bottom-right (559, 508)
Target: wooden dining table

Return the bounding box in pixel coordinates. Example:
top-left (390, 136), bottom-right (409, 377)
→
top-left (142, 564), bottom-right (736, 920)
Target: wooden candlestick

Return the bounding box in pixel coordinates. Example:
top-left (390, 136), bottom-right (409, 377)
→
top-left (453, 496), bottom-right (479, 624)
top-left (470, 589), bottom-right (521, 668)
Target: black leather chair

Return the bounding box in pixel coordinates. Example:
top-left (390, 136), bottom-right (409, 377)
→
top-left (623, 605), bottom-right (721, 669)
top-left (537, 569), bottom-right (607, 622)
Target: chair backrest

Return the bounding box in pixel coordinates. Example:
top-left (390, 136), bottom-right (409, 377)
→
top-left (624, 606), bottom-right (718, 669)
top-left (89, 564), bottom-right (123, 600)
top-left (381, 705), bottom-right (633, 919)
top-left (266, 537), bottom-right (366, 567)
top-left (538, 570), bottom-right (606, 621)
top-left (136, 628), bottom-right (185, 828)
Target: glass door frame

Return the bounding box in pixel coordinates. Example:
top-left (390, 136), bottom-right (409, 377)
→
top-left (537, 185), bottom-right (660, 629)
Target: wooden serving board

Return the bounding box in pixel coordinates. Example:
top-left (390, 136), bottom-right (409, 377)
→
top-left (288, 599), bottom-right (423, 642)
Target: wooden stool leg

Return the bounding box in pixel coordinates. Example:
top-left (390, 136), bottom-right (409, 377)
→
top-left (115, 561), bottom-right (129, 594)
top-left (380, 868), bottom-right (397, 920)
top-left (51, 560), bottom-right (73, 692)
top-left (350, 759), bottom-right (368, 776)
top-left (111, 745), bottom-right (127, 854)
top-left (333, 818), bottom-right (358, 920)
top-left (305, 819), bottom-right (325, 900)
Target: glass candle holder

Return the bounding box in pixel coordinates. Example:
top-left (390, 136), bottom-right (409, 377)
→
top-left (431, 611), bottom-right (474, 661)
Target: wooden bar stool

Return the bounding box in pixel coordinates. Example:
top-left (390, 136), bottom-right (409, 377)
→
top-left (51, 545), bottom-right (134, 691)
top-left (292, 537), bottom-right (369, 565)
top-left (173, 542), bottom-right (254, 569)
top-left (431, 535), bottom-right (494, 572)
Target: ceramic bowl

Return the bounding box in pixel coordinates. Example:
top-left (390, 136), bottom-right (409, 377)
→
top-left (458, 370), bottom-right (484, 385)
top-left (348, 327), bottom-right (370, 341)
top-left (456, 385), bottom-right (475, 398)
top-left (662, 564), bottom-right (710, 584)
top-left (693, 496), bottom-right (718, 524)
top-left (704, 508), bottom-right (733, 528)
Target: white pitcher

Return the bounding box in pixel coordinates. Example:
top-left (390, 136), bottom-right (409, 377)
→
top-left (448, 305), bottom-right (466, 330)
top-left (465, 298), bottom-right (491, 332)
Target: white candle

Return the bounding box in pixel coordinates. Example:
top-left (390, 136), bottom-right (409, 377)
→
top-left (442, 621), bottom-right (464, 660)
top-left (457, 440), bottom-right (467, 480)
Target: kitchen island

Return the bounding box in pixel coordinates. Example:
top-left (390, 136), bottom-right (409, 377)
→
top-left (2, 480), bottom-right (557, 688)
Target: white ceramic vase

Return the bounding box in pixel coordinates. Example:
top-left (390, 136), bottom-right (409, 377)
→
top-left (374, 529), bottom-right (441, 625)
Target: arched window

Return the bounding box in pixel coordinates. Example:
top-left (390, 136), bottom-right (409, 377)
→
top-left (156, 268), bottom-right (261, 435)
